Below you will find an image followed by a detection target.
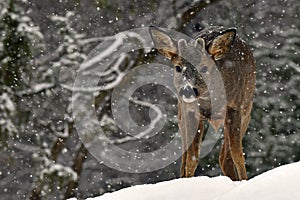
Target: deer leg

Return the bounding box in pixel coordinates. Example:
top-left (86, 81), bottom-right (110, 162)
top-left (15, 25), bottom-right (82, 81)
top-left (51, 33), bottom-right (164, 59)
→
top-left (178, 101), bottom-right (202, 178)
top-left (184, 121), bottom-right (204, 177)
top-left (241, 103), bottom-right (252, 138)
top-left (230, 103), bottom-right (252, 178)
top-left (225, 107), bottom-right (247, 180)
top-left (178, 102), bottom-right (187, 177)
top-left (219, 133), bottom-right (238, 180)
top-left (180, 132), bottom-right (187, 177)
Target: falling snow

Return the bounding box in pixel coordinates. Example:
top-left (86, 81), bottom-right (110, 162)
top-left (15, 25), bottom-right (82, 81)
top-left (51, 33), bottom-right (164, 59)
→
top-left (0, 0), bottom-right (299, 199)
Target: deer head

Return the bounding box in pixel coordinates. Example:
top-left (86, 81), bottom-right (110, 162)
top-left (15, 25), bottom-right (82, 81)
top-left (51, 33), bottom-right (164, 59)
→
top-left (149, 27), bottom-right (236, 103)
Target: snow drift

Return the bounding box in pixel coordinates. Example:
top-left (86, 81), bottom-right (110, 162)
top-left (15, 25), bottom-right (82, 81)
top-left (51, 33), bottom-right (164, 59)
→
top-left (75, 162), bottom-right (300, 200)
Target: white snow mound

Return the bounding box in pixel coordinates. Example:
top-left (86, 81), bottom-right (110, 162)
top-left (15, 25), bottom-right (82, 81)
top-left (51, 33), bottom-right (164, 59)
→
top-left (78, 162), bottom-right (300, 200)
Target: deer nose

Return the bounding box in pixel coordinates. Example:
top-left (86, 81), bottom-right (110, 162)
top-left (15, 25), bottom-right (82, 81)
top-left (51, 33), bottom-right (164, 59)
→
top-left (179, 86), bottom-right (199, 98)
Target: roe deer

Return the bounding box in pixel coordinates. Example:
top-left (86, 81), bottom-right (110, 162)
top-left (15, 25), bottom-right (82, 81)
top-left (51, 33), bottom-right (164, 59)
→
top-left (149, 26), bottom-right (256, 181)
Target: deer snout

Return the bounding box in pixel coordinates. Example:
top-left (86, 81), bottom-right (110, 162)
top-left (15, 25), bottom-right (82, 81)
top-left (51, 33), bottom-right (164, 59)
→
top-left (179, 85), bottom-right (199, 103)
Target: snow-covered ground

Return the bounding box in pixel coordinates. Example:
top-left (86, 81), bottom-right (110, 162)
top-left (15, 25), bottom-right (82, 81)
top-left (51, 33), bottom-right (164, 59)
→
top-left (72, 162), bottom-right (300, 200)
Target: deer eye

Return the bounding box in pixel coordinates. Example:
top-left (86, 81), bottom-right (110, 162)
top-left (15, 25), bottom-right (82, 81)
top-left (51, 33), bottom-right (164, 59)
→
top-left (200, 66), bottom-right (208, 73)
top-left (175, 65), bottom-right (182, 72)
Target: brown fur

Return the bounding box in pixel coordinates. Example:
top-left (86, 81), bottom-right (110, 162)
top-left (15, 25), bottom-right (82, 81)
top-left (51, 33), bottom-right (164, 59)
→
top-left (150, 26), bottom-right (256, 181)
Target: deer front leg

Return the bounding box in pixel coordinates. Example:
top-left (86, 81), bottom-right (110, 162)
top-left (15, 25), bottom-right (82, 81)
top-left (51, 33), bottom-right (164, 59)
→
top-left (224, 107), bottom-right (247, 180)
top-left (184, 120), bottom-right (204, 177)
top-left (180, 121), bottom-right (204, 178)
top-left (178, 103), bottom-right (187, 177)
top-left (178, 101), bottom-right (202, 178)
top-left (180, 131), bottom-right (187, 177)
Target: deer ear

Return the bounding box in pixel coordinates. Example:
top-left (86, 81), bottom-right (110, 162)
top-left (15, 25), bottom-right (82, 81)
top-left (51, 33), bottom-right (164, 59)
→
top-left (149, 26), bottom-right (177, 59)
top-left (208, 28), bottom-right (236, 60)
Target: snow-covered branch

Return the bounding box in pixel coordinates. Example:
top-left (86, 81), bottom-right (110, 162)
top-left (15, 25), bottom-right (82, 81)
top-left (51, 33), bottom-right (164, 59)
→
top-left (16, 83), bottom-right (56, 96)
top-left (61, 54), bottom-right (134, 92)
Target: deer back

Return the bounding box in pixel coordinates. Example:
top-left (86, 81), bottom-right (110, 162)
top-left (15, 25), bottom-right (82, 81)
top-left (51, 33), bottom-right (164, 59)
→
top-left (196, 27), bottom-right (256, 110)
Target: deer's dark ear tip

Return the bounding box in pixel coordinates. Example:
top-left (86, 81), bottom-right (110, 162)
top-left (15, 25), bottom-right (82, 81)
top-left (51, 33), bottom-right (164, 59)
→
top-left (149, 25), bottom-right (158, 31)
top-left (226, 28), bottom-right (237, 35)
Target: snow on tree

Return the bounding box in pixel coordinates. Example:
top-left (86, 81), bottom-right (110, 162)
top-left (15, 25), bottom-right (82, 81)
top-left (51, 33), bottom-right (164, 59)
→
top-left (50, 11), bottom-right (87, 84)
top-left (0, 88), bottom-right (16, 149)
top-left (0, 0), bottom-right (43, 90)
top-left (0, 0), bottom-right (299, 199)
top-left (0, 0), bottom-right (44, 149)
top-left (29, 10), bottom-right (90, 199)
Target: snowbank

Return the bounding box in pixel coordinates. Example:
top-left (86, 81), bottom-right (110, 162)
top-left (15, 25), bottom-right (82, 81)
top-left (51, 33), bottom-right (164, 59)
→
top-left (76, 162), bottom-right (300, 200)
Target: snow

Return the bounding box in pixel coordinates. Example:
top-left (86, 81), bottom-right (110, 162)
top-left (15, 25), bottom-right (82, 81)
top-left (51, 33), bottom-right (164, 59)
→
top-left (40, 163), bottom-right (78, 181)
top-left (16, 83), bottom-right (55, 96)
top-left (80, 33), bottom-right (124, 71)
top-left (0, 93), bottom-right (15, 112)
top-left (73, 162), bottom-right (300, 200)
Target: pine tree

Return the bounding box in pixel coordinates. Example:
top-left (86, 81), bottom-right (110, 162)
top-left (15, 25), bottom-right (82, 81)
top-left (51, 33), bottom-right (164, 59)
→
top-left (30, 11), bottom-right (88, 199)
top-left (0, 0), bottom-right (43, 90)
top-left (0, 0), bottom-right (43, 149)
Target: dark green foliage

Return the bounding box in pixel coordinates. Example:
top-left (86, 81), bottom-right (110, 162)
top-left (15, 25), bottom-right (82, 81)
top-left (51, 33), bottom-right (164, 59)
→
top-left (0, 1), bottom-right (31, 89)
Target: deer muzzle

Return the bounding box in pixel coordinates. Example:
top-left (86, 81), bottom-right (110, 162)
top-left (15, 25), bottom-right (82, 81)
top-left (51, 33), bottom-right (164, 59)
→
top-left (179, 84), bottom-right (199, 103)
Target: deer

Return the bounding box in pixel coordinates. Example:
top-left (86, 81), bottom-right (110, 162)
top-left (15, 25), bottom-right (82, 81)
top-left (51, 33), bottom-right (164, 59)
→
top-left (149, 26), bottom-right (256, 181)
